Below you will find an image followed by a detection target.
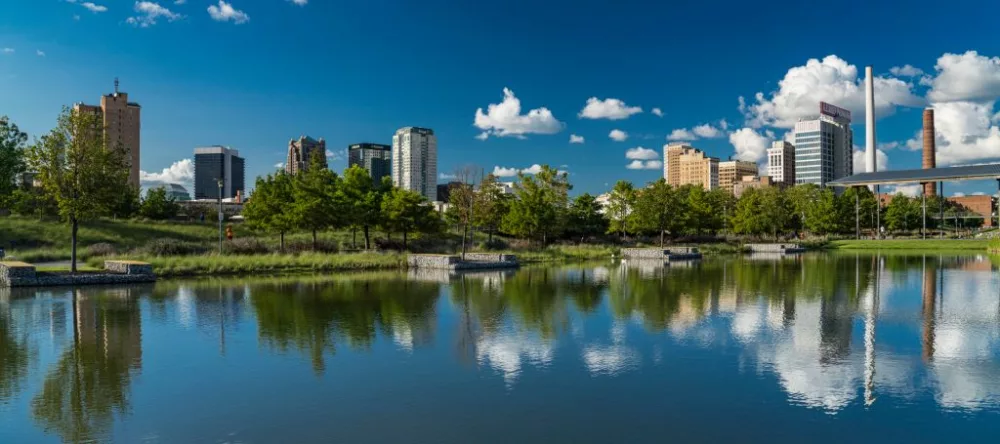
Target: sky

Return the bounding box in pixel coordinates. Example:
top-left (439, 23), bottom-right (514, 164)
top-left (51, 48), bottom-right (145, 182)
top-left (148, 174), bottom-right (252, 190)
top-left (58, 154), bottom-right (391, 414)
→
top-left (3, 0), bottom-right (1000, 198)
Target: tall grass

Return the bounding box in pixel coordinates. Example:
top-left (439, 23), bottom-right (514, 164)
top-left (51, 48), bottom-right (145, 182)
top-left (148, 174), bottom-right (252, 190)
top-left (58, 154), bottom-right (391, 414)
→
top-left (829, 239), bottom-right (991, 250)
top-left (87, 252), bottom-right (406, 277)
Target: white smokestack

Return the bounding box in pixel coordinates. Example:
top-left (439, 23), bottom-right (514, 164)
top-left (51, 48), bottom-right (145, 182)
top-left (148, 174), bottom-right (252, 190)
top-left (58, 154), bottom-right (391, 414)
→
top-left (865, 66), bottom-right (877, 174)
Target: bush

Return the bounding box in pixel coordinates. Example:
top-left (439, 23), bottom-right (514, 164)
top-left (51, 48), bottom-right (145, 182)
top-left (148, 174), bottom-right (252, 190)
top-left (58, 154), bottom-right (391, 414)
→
top-left (224, 238), bottom-right (270, 255)
top-left (85, 242), bottom-right (117, 257)
top-left (142, 238), bottom-right (207, 256)
top-left (374, 238), bottom-right (405, 252)
top-left (478, 238), bottom-right (509, 250)
top-left (285, 239), bottom-right (339, 254)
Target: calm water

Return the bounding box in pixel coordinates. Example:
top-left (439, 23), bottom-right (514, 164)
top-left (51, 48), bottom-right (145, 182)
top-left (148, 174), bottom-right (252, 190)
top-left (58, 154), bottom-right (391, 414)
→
top-left (3, 253), bottom-right (1000, 443)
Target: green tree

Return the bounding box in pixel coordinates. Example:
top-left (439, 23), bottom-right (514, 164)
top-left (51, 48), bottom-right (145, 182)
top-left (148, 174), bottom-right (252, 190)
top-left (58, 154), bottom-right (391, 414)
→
top-left (111, 185), bottom-right (141, 220)
top-left (565, 193), bottom-right (608, 242)
top-left (473, 174), bottom-right (510, 244)
top-left (446, 175), bottom-right (476, 254)
top-left (501, 165), bottom-right (570, 244)
top-left (292, 156), bottom-right (343, 250)
top-left (27, 108), bottom-right (130, 272)
top-left (885, 194), bottom-right (920, 233)
top-left (759, 186), bottom-right (791, 239)
top-left (0, 116), bottom-right (28, 208)
top-left (786, 184), bottom-right (821, 232)
top-left (10, 187), bottom-right (58, 219)
top-left (803, 187), bottom-right (839, 235)
top-left (139, 186), bottom-right (180, 220)
top-left (837, 186), bottom-right (878, 235)
top-left (340, 166), bottom-right (390, 250)
top-left (243, 172), bottom-right (296, 250)
top-left (731, 187), bottom-right (767, 236)
top-left (707, 187), bottom-right (736, 233)
top-left (382, 188), bottom-right (441, 249)
top-left (682, 185), bottom-right (714, 235)
top-left (633, 179), bottom-right (682, 247)
top-left (605, 180), bottom-right (636, 239)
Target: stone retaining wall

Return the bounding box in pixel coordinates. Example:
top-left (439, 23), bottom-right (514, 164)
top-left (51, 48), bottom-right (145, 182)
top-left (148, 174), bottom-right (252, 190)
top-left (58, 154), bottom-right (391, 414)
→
top-left (104, 260), bottom-right (155, 275)
top-left (621, 247), bottom-right (700, 259)
top-left (462, 253), bottom-right (518, 263)
top-left (1, 260), bottom-right (155, 288)
top-left (745, 243), bottom-right (805, 253)
top-left (1, 262), bottom-right (37, 287)
top-left (408, 254), bottom-right (519, 271)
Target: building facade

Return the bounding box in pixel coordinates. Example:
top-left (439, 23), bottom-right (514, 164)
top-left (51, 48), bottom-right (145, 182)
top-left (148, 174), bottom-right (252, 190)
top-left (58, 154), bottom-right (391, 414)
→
top-left (348, 143), bottom-right (392, 183)
top-left (733, 176), bottom-right (775, 198)
top-left (671, 148), bottom-right (719, 191)
top-left (73, 80), bottom-right (141, 188)
top-left (392, 127), bottom-right (437, 201)
top-left (793, 102), bottom-right (853, 186)
top-left (148, 183), bottom-right (191, 201)
top-left (718, 160), bottom-right (758, 193)
top-left (767, 141), bottom-right (796, 183)
top-left (947, 195), bottom-right (995, 227)
top-left (286, 136), bottom-right (327, 175)
top-left (194, 146), bottom-right (245, 200)
top-left (664, 144), bottom-right (697, 186)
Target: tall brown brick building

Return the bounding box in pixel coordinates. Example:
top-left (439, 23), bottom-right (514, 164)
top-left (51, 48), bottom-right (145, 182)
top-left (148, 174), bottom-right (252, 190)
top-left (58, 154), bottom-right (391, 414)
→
top-left (73, 79), bottom-right (141, 188)
top-left (285, 136), bottom-right (327, 175)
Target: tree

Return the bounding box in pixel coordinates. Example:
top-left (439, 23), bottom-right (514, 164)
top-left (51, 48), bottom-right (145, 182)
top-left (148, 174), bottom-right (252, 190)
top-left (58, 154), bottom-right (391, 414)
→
top-left (759, 186), bottom-right (791, 239)
top-left (292, 156), bottom-right (343, 250)
top-left (243, 172), bottom-right (296, 250)
top-left (501, 165), bottom-right (570, 244)
top-left (474, 174), bottom-right (509, 244)
top-left (382, 188), bottom-right (441, 249)
top-left (446, 167), bottom-right (478, 256)
top-left (111, 185), bottom-right (141, 220)
top-left (682, 185), bottom-right (714, 235)
top-left (27, 107), bottom-right (130, 272)
top-left (837, 187), bottom-right (878, 235)
top-left (565, 193), bottom-right (608, 242)
top-left (139, 187), bottom-right (180, 220)
top-left (803, 187), bottom-right (838, 235)
top-left (0, 116), bottom-right (28, 208)
top-left (786, 184), bottom-right (821, 232)
top-left (731, 187), bottom-right (767, 236)
top-left (633, 179), bottom-right (682, 247)
top-left (605, 180), bottom-right (636, 239)
top-left (340, 165), bottom-right (389, 250)
top-left (707, 188), bottom-right (736, 234)
top-left (885, 194), bottom-right (920, 233)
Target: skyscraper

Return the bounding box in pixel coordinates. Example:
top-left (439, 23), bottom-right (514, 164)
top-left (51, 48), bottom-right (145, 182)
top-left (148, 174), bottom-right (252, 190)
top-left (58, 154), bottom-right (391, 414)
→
top-left (664, 143), bottom-right (696, 185)
top-left (718, 160), bottom-right (758, 193)
top-left (793, 102), bottom-right (854, 186)
top-left (664, 144), bottom-right (718, 190)
top-left (392, 127), bottom-right (437, 201)
top-left (286, 136), bottom-right (327, 175)
top-left (73, 79), bottom-right (141, 188)
top-left (348, 143), bottom-right (392, 183)
top-left (194, 146), bottom-right (245, 200)
top-left (767, 141), bottom-right (796, 183)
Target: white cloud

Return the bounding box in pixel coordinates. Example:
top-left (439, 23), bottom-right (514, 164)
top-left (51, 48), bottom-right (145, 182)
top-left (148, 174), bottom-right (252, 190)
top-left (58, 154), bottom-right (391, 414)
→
top-left (625, 160), bottom-right (663, 170)
top-left (953, 192), bottom-right (966, 197)
top-left (127, 2), bottom-right (182, 27)
top-left (666, 128), bottom-right (696, 141)
top-left (692, 122), bottom-right (725, 139)
top-left (578, 97), bottom-right (642, 120)
top-left (877, 141), bottom-right (899, 150)
top-left (888, 184), bottom-right (922, 197)
top-left (890, 64), bottom-right (924, 77)
top-left (474, 88), bottom-right (564, 139)
top-left (569, 134), bottom-right (584, 144)
top-left (927, 51), bottom-right (1000, 103)
top-left (79, 2), bottom-right (108, 13)
top-left (474, 132), bottom-right (489, 141)
top-left (492, 164), bottom-right (548, 177)
top-left (174, 0), bottom-right (186, 4)
top-left (274, 162), bottom-right (284, 169)
top-left (625, 146), bottom-right (659, 160)
top-left (35, 50), bottom-right (45, 57)
top-left (207, 0), bottom-right (249, 24)
top-left (651, 108), bottom-right (663, 117)
top-left (1, 48), bottom-right (12, 55)
top-left (325, 149), bottom-right (343, 160)
top-left (852, 147), bottom-right (889, 173)
top-left (289, 0), bottom-right (307, 5)
top-left (438, 172), bottom-right (458, 180)
top-left (140, 159), bottom-right (193, 186)
top-left (609, 129), bottom-right (628, 142)
top-left (728, 128), bottom-right (773, 163)
top-left (907, 101), bottom-right (1000, 165)
top-left (740, 55), bottom-right (923, 128)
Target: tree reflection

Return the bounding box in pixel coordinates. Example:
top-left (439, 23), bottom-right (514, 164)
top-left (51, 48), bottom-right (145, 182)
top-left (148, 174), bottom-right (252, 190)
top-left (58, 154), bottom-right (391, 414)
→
top-left (0, 302), bottom-right (31, 402)
top-left (31, 286), bottom-right (146, 443)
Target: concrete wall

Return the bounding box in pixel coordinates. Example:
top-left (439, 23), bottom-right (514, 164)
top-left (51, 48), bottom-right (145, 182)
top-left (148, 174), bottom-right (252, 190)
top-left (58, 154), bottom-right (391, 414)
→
top-left (621, 247), bottom-right (699, 259)
top-left (2, 260), bottom-right (155, 288)
top-left (745, 243), bottom-right (803, 253)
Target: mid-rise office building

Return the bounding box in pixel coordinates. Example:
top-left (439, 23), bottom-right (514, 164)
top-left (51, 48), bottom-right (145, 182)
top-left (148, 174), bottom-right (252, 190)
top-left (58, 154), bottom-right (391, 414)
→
top-left (194, 146), bottom-right (245, 200)
top-left (392, 127), bottom-right (437, 201)
top-left (767, 141), bottom-right (796, 183)
top-left (348, 143), bottom-right (392, 183)
top-left (286, 136), bottom-right (327, 175)
top-left (73, 79), bottom-right (141, 188)
top-left (794, 102), bottom-right (853, 186)
top-left (718, 160), bottom-right (758, 193)
top-left (664, 144), bottom-right (718, 190)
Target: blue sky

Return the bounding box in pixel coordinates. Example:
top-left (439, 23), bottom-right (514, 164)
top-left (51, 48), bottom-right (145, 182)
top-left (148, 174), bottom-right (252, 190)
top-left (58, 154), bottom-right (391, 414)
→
top-left (3, 0), bottom-right (1000, 197)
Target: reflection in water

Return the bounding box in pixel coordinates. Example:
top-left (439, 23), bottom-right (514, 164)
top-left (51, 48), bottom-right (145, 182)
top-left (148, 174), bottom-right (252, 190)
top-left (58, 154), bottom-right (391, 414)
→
top-left (6, 254), bottom-right (1000, 442)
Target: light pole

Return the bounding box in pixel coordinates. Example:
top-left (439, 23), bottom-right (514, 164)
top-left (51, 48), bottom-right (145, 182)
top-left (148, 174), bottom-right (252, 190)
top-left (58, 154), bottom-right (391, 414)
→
top-left (217, 178), bottom-right (224, 254)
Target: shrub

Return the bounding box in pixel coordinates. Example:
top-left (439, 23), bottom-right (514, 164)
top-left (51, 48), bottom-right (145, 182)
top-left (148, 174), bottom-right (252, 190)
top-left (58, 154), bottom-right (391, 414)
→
top-left (224, 238), bottom-right (270, 255)
top-left (85, 242), bottom-right (117, 257)
top-left (285, 239), bottom-right (339, 254)
top-left (478, 238), bottom-right (509, 250)
top-left (142, 238), bottom-right (207, 256)
top-left (374, 238), bottom-right (405, 252)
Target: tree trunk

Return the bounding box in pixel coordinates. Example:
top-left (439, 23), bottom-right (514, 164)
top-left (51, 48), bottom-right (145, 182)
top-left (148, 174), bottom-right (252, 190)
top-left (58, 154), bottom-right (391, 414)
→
top-left (363, 225), bottom-right (371, 250)
top-left (403, 231), bottom-right (408, 250)
top-left (660, 229), bottom-right (665, 248)
top-left (70, 216), bottom-right (78, 273)
top-left (280, 231), bottom-right (285, 252)
top-left (488, 229), bottom-right (494, 243)
top-left (312, 229), bottom-right (318, 251)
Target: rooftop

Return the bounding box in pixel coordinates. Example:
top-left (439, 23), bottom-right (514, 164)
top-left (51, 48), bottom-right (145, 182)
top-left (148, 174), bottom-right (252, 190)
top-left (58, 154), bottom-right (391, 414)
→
top-left (828, 164), bottom-right (1000, 187)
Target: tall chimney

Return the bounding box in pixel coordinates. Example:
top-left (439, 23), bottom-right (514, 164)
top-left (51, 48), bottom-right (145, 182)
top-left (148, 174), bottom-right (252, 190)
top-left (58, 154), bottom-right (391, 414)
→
top-left (923, 108), bottom-right (937, 196)
top-left (864, 66), bottom-right (877, 175)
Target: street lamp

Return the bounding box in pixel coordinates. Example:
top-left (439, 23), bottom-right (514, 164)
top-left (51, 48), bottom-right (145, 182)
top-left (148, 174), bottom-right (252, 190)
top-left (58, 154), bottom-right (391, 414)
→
top-left (217, 178), bottom-right (224, 254)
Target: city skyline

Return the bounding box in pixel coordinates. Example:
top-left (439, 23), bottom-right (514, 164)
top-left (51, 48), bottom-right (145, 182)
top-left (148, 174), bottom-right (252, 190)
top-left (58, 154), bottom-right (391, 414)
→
top-left (4, 1), bottom-right (1000, 197)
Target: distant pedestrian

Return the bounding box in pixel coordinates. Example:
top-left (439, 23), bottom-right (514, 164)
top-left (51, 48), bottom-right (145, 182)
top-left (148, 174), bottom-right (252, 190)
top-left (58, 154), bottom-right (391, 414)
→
top-left (225, 225), bottom-right (234, 241)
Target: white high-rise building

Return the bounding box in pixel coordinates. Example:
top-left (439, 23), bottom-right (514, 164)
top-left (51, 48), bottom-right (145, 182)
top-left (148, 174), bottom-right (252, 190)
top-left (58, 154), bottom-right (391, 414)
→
top-left (767, 141), bottom-right (796, 183)
top-left (392, 127), bottom-right (437, 201)
top-left (793, 102), bottom-right (854, 186)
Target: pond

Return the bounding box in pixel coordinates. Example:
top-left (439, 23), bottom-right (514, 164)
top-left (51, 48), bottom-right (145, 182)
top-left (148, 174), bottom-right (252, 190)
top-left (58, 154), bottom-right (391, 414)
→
top-left (2, 253), bottom-right (1000, 443)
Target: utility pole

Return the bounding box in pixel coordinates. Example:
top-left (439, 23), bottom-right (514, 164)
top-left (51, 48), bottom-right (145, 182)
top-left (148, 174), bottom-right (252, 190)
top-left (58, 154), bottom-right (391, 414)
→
top-left (922, 189), bottom-right (927, 239)
top-left (855, 189), bottom-right (860, 240)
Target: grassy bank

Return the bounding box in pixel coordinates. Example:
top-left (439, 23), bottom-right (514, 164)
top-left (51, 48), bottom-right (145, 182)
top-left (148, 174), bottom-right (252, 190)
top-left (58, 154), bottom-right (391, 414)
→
top-left (829, 239), bottom-right (991, 251)
top-left (87, 252), bottom-right (406, 277)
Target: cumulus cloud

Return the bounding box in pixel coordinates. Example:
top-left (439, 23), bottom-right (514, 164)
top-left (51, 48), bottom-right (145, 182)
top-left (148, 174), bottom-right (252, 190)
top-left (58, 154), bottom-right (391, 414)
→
top-left (274, 162), bottom-right (284, 169)
top-left (207, 0), bottom-right (249, 24)
top-left (174, 0), bottom-right (186, 4)
top-left (609, 129), bottom-right (628, 142)
top-left (906, 100), bottom-right (1000, 165)
top-left (140, 159), bottom-right (193, 186)
top-left (492, 164), bottom-right (548, 177)
top-left (852, 147), bottom-right (889, 172)
top-left (78, 2), bottom-right (108, 13)
top-left (927, 51), bottom-right (1000, 103)
top-left (651, 108), bottom-right (663, 117)
top-left (625, 146), bottom-right (659, 160)
top-left (693, 122), bottom-right (726, 139)
top-left (569, 134), bottom-right (584, 144)
top-left (325, 149), bottom-right (343, 161)
top-left (289, 0), bottom-right (307, 5)
top-left (626, 160), bottom-right (663, 170)
top-left (666, 128), bottom-right (696, 141)
top-left (953, 192), bottom-right (966, 197)
top-left (888, 184), bottom-right (922, 197)
top-left (740, 55), bottom-right (923, 128)
top-left (127, 2), bottom-right (182, 27)
top-left (474, 88), bottom-right (564, 139)
top-left (890, 64), bottom-right (924, 77)
top-left (729, 128), bottom-right (773, 163)
top-left (578, 97), bottom-right (642, 120)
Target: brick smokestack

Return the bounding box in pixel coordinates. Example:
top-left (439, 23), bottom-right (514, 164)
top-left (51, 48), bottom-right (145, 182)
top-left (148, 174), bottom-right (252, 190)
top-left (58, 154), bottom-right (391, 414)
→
top-left (923, 108), bottom-right (936, 196)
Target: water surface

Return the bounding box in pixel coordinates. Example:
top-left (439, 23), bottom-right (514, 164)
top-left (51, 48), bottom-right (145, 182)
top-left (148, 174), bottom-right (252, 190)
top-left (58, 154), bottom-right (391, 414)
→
top-left (2, 253), bottom-right (1000, 443)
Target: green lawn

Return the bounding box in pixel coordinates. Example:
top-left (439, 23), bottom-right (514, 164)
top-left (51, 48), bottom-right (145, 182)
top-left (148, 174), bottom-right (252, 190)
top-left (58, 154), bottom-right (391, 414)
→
top-left (829, 239), bottom-right (991, 250)
top-left (86, 252), bottom-right (408, 277)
